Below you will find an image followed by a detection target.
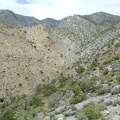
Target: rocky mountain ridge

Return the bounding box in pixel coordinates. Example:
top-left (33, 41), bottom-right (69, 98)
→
top-left (0, 10), bottom-right (120, 120)
top-left (83, 12), bottom-right (120, 26)
top-left (1, 10), bottom-right (120, 28)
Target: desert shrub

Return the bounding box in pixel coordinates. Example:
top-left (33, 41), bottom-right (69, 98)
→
top-left (70, 83), bottom-right (87, 103)
top-left (40, 70), bottom-right (44, 74)
top-left (90, 57), bottom-right (99, 68)
top-left (24, 30), bottom-right (27, 33)
top-left (60, 54), bottom-right (63, 58)
top-left (35, 82), bottom-right (57, 97)
top-left (53, 100), bottom-right (59, 108)
top-left (73, 61), bottom-right (81, 67)
top-left (107, 77), bottom-right (114, 82)
top-left (70, 76), bottom-right (98, 104)
top-left (97, 86), bottom-right (106, 95)
top-left (75, 66), bottom-right (85, 74)
top-left (99, 66), bottom-right (103, 70)
top-left (0, 110), bottom-right (16, 120)
top-left (69, 92), bottom-right (87, 104)
top-left (44, 98), bottom-right (49, 118)
top-left (72, 61), bottom-right (85, 74)
top-left (116, 76), bottom-right (120, 84)
top-left (114, 56), bottom-right (119, 60)
top-left (0, 98), bottom-right (4, 102)
top-left (102, 69), bottom-right (108, 75)
top-left (115, 43), bottom-right (120, 48)
top-left (77, 102), bottom-right (106, 120)
top-left (71, 84), bottom-right (81, 95)
top-left (24, 112), bottom-right (34, 120)
top-left (18, 83), bottom-right (22, 87)
top-left (103, 59), bottom-right (113, 65)
top-left (77, 112), bottom-right (88, 120)
top-left (58, 76), bottom-right (70, 88)
top-left (33, 97), bottom-right (42, 108)
top-left (77, 77), bottom-right (97, 93)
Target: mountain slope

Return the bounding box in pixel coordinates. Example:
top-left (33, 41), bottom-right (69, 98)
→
top-left (0, 10), bottom-right (60, 28)
top-left (0, 10), bottom-right (41, 27)
top-left (83, 12), bottom-right (120, 26)
top-left (0, 10), bottom-right (120, 120)
top-left (41, 18), bottom-right (60, 27)
top-left (0, 23), bottom-right (74, 98)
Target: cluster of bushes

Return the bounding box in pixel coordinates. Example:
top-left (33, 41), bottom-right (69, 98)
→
top-left (102, 69), bottom-right (109, 75)
top-left (35, 82), bottom-right (57, 97)
top-left (103, 55), bottom-right (119, 65)
top-left (116, 76), bottom-right (120, 84)
top-left (69, 75), bottom-right (109, 104)
top-left (57, 75), bottom-right (70, 88)
top-left (69, 76), bottom-right (97, 104)
top-left (0, 110), bottom-right (16, 120)
top-left (69, 92), bottom-right (87, 104)
top-left (103, 59), bottom-right (113, 65)
top-left (77, 102), bottom-right (106, 120)
top-left (114, 55), bottom-right (119, 60)
top-left (90, 56), bottom-right (99, 68)
top-left (75, 66), bottom-right (85, 74)
top-left (72, 61), bottom-right (85, 74)
top-left (115, 42), bottom-right (120, 48)
top-left (96, 85), bottom-right (106, 95)
top-left (32, 97), bottom-right (43, 108)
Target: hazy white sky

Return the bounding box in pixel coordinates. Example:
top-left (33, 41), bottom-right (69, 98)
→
top-left (0, 0), bottom-right (120, 20)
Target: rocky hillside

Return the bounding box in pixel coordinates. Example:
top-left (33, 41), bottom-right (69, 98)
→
top-left (0, 10), bottom-right (120, 120)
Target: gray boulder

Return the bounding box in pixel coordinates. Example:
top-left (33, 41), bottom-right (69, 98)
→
top-left (35, 112), bottom-right (44, 120)
top-left (112, 98), bottom-right (120, 106)
top-left (111, 85), bottom-right (120, 95)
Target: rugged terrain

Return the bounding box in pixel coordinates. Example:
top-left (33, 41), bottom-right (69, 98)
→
top-left (0, 10), bottom-right (120, 120)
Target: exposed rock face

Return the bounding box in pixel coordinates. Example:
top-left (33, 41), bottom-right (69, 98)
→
top-left (111, 85), bottom-right (120, 95)
top-left (0, 10), bottom-right (120, 120)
